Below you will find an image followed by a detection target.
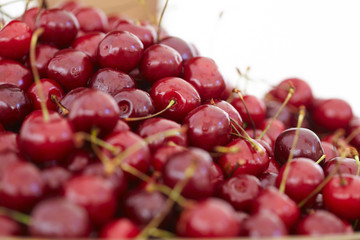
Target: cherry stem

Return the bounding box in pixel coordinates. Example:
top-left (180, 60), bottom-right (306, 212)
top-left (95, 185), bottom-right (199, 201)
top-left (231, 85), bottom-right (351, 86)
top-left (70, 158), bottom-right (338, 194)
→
top-left (146, 182), bottom-right (189, 208)
top-left (214, 145), bottom-right (241, 154)
top-left (124, 99), bottom-right (176, 122)
top-left (258, 86), bottom-right (294, 140)
top-left (0, 206), bottom-right (31, 225)
top-left (90, 129), bottom-right (115, 174)
top-left (30, 27), bottom-right (50, 122)
top-left (74, 131), bottom-right (121, 156)
top-left (233, 88), bottom-right (256, 137)
top-left (50, 95), bottom-right (69, 116)
top-left (315, 154), bottom-right (326, 164)
top-left (156, 0), bottom-right (169, 42)
top-left (279, 105), bottom-right (306, 194)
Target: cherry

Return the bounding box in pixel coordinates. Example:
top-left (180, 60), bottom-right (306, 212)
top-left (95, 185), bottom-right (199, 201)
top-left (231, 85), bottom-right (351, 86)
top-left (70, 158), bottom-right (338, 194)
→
top-left (107, 15), bottom-right (134, 32)
top-left (114, 88), bottom-right (155, 119)
top-left (150, 77), bottom-right (201, 122)
top-left (72, 32), bottom-right (105, 62)
top-left (0, 132), bottom-right (19, 153)
top-left (64, 175), bottom-right (117, 227)
top-left (312, 98), bottom-right (353, 131)
top-left (22, 7), bottom-right (39, 31)
top-left (113, 119), bottom-right (131, 133)
top-left (217, 174), bottom-right (261, 212)
top-left (74, 7), bottom-right (108, 32)
top-left (151, 145), bottom-right (186, 172)
top-left (0, 20), bottom-right (32, 60)
top-left (275, 157), bottom-right (324, 204)
top-left (162, 147), bottom-right (214, 199)
top-left (30, 198), bottom-right (90, 238)
top-left (19, 110), bottom-right (75, 163)
top-left (88, 68), bottom-right (136, 96)
top-left (268, 78), bottom-right (313, 108)
top-left (26, 44), bottom-right (59, 78)
top-left (160, 36), bottom-right (197, 61)
top-left (56, 0), bottom-right (83, 12)
top-left (176, 198), bottom-right (240, 238)
top-left (231, 94), bottom-right (266, 128)
top-left (295, 210), bottom-right (353, 236)
top-left (183, 56), bottom-right (225, 101)
top-left (323, 157), bottom-right (358, 177)
top-left (321, 141), bottom-right (340, 162)
top-left (322, 174), bottom-right (360, 220)
top-left (97, 31), bottom-right (144, 72)
top-left (140, 44), bottom-right (182, 83)
top-left (241, 211), bottom-right (288, 237)
top-left (0, 161), bottom-right (44, 212)
top-left (274, 127), bottom-right (324, 165)
top-left (68, 89), bottom-right (120, 133)
top-left (0, 84), bottom-right (32, 129)
top-left (59, 87), bottom-right (91, 111)
top-left (258, 172), bottom-right (278, 188)
top-left (259, 118), bottom-right (286, 147)
top-left (26, 78), bottom-right (65, 111)
top-left (47, 49), bottom-right (94, 91)
top-left (210, 99), bottom-right (243, 135)
top-left (218, 138), bottom-right (269, 177)
top-left (184, 104), bottom-right (231, 151)
top-left (99, 218), bottom-right (140, 239)
top-left (251, 187), bottom-right (300, 230)
top-left (0, 150), bottom-right (25, 178)
top-left (0, 216), bottom-right (22, 236)
top-left (265, 99), bottom-right (295, 127)
top-left (36, 9), bottom-right (79, 48)
top-left (64, 149), bottom-right (94, 173)
top-left (137, 117), bottom-right (187, 152)
top-left (115, 21), bottom-right (156, 48)
top-left (0, 60), bottom-right (33, 90)
top-left (41, 166), bottom-right (72, 197)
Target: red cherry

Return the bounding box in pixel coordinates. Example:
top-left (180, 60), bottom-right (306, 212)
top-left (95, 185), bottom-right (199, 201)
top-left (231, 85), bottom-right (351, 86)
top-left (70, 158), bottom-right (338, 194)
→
top-left (88, 68), bottom-right (136, 96)
top-left (64, 149), bottom-right (94, 173)
top-left (150, 77), bottom-right (201, 122)
top-left (30, 198), bottom-right (90, 238)
top-left (210, 99), bottom-right (243, 135)
top-left (47, 49), bottom-right (94, 91)
top-left (107, 15), bottom-right (134, 32)
top-left (41, 166), bottom-right (72, 197)
top-left (100, 218), bottom-right (140, 239)
top-left (0, 131), bottom-right (19, 153)
top-left (321, 141), bottom-right (340, 163)
top-left (74, 7), bottom-right (108, 32)
top-left (0, 60), bottom-right (33, 91)
top-left (183, 56), bottom-right (225, 101)
top-left (258, 172), bottom-right (278, 188)
top-left (160, 36), bottom-right (197, 61)
top-left (115, 22), bottom-right (156, 48)
top-left (22, 7), bottom-right (39, 31)
top-left (59, 87), bottom-right (91, 111)
top-left (176, 198), bottom-right (240, 238)
top-left (37, 9), bottom-right (79, 48)
top-left (259, 118), bottom-right (286, 147)
top-left (231, 94), bottom-right (266, 128)
top-left (151, 145), bottom-right (186, 172)
top-left (184, 104), bottom-right (231, 151)
top-left (265, 99), bottom-right (295, 127)
top-left (312, 98), bottom-right (353, 131)
top-left (56, 0), bottom-right (83, 12)
top-left (0, 150), bottom-right (25, 178)
top-left (19, 110), bottom-right (75, 163)
top-left (97, 31), bottom-right (144, 72)
top-left (140, 44), bottom-right (182, 83)
top-left (323, 157), bottom-right (358, 177)
top-left (26, 44), bottom-right (59, 78)
top-left (26, 78), bottom-right (65, 111)
top-left (72, 32), bottom-right (105, 62)
top-left (64, 175), bottom-right (117, 227)
top-left (112, 119), bottom-right (131, 133)
top-left (0, 20), bottom-right (32, 60)
top-left (0, 216), bottom-right (22, 236)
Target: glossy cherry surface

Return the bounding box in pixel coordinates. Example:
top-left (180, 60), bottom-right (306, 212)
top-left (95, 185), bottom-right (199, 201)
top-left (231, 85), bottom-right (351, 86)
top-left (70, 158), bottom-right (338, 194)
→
top-left (99, 218), bottom-right (140, 239)
top-left (41, 166), bottom-right (72, 197)
top-left (323, 157), bottom-right (358, 177)
top-left (74, 7), bottom-right (108, 32)
top-left (22, 7), bottom-right (39, 30)
top-left (151, 145), bottom-right (186, 172)
top-left (160, 36), bottom-right (197, 61)
top-left (231, 94), bottom-right (266, 128)
top-left (115, 22), bottom-right (156, 48)
top-left (27, 44), bottom-right (59, 78)
top-left (0, 60), bottom-right (33, 90)
top-left (72, 32), bottom-right (105, 62)
top-left (321, 141), bottom-right (339, 162)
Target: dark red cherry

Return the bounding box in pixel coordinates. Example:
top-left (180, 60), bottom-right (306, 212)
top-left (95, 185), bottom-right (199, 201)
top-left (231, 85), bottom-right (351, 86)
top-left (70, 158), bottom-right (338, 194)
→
top-left (0, 216), bottom-right (22, 236)
top-left (218, 138), bottom-right (270, 177)
top-left (183, 56), bottom-right (225, 101)
top-left (274, 127), bottom-right (324, 165)
top-left (37, 9), bottom-right (79, 48)
top-left (74, 7), bottom-right (108, 33)
top-left (251, 187), bottom-right (300, 229)
top-left (115, 22), bottom-right (156, 48)
top-left (150, 77), bottom-right (201, 122)
top-left (26, 78), bottom-right (65, 111)
top-left (160, 36), bottom-right (197, 61)
top-left (184, 104), bottom-right (231, 151)
top-left (218, 174), bottom-right (261, 212)
top-left (30, 198), bottom-right (90, 238)
top-left (269, 78), bottom-right (313, 108)
top-left (72, 32), bottom-right (105, 62)
top-left (88, 68), bottom-right (136, 96)
top-left (47, 49), bottom-right (94, 91)
top-left (137, 117), bottom-right (187, 152)
top-left (0, 20), bottom-right (32, 60)
top-left (100, 218), bottom-right (140, 239)
top-left (22, 7), bottom-right (39, 31)
top-left (64, 175), bottom-right (117, 227)
top-left (312, 98), bottom-right (353, 131)
top-left (275, 157), bottom-right (324, 204)
top-left (151, 145), bottom-right (186, 172)
top-left (295, 210), bottom-right (353, 236)
top-left (176, 198), bottom-right (240, 238)
top-left (59, 87), bottom-right (91, 111)
top-left (0, 150), bottom-right (25, 178)
top-left (19, 110), bottom-right (75, 163)
top-left (64, 149), bottom-right (94, 173)
top-left (259, 118), bottom-right (286, 147)
top-left (26, 44), bottom-right (59, 78)
top-left (258, 172), bottom-right (278, 188)
top-left (265, 99), bottom-right (295, 127)
top-left (56, 0), bottom-right (82, 12)
top-left (0, 132), bottom-right (19, 153)
top-left (0, 84), bottom-right (32, 129)
top-left (241, 211), bottom-right (288, 237)
top-left (140, 44), bottom-right (182, 83)
top-left (265, 157), bottom-right (281, 174)
top-left (323, 157), bottom-right (358, 177)
top-left (41, 166), bottom-right (72, 197)
top-left (68, 89), bottom-right (120, 133)
top-left (210, 99), bottom-right (243, 135)
top-left (0, 161), bottom-right (44, 212)
top-left (114, 88), bottom-right (155, 119)
top-left (231, 94), bottom-right (266, 128)
top-left (0, 60), bottom-right (33, 90)
top-left (321, 141), bottom-right (340, 163)
top-left (97, 31), bottom-right (144, 72)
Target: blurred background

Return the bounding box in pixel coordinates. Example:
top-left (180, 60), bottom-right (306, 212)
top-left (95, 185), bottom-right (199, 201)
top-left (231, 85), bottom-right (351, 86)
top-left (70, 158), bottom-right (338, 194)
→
top-left (1, 0), bottom-right (360, 115)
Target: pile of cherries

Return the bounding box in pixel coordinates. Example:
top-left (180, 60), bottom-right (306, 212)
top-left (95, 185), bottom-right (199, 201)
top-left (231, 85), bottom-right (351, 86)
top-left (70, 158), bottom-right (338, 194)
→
top-left (1, 0), bottom-right (360, 238)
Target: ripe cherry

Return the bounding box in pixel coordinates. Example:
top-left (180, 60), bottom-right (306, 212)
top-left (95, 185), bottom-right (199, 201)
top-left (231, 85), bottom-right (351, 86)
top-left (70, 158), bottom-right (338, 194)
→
top-left (22, 7), bottom-right (39, 31)
top-left (323, 157), bottom-right (358, 177)
top-left (321, 141), bottom-right (340, 162)
top-left (151, 145), bottom-right (186, 172)
top-left (0, 60), bottom-right (33, 91)
top-left (115, 22), bottom-right (156, 48)
top-left (231, 94), bottom-right (266, 128)
top-left (41, 166), bottom-right (72, 197)
top-left (72, 32), bottom-right (105, 62)
top-left (56, 0), bottom-right (83, 12)
top-left (59, 87), bottom-right (91, 111)
top-left (26, 44), bottom-right (59, 78)
top-left (0, 132), bottom-right (19, 153)
top-left (210, 99), bottom-right (243, 135)
top-left (74, 7), bottom-right (108, 32)
top-left (0, 150), bottom-right (25, 178)
top-left (259, 118), bottom-right (286, 147)
top-left (99, 218), bottom-right (140, 239)
top-left (160, 36), bottom-right (197, 61)
top-left (0, 216), bottom-right (22, 236)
